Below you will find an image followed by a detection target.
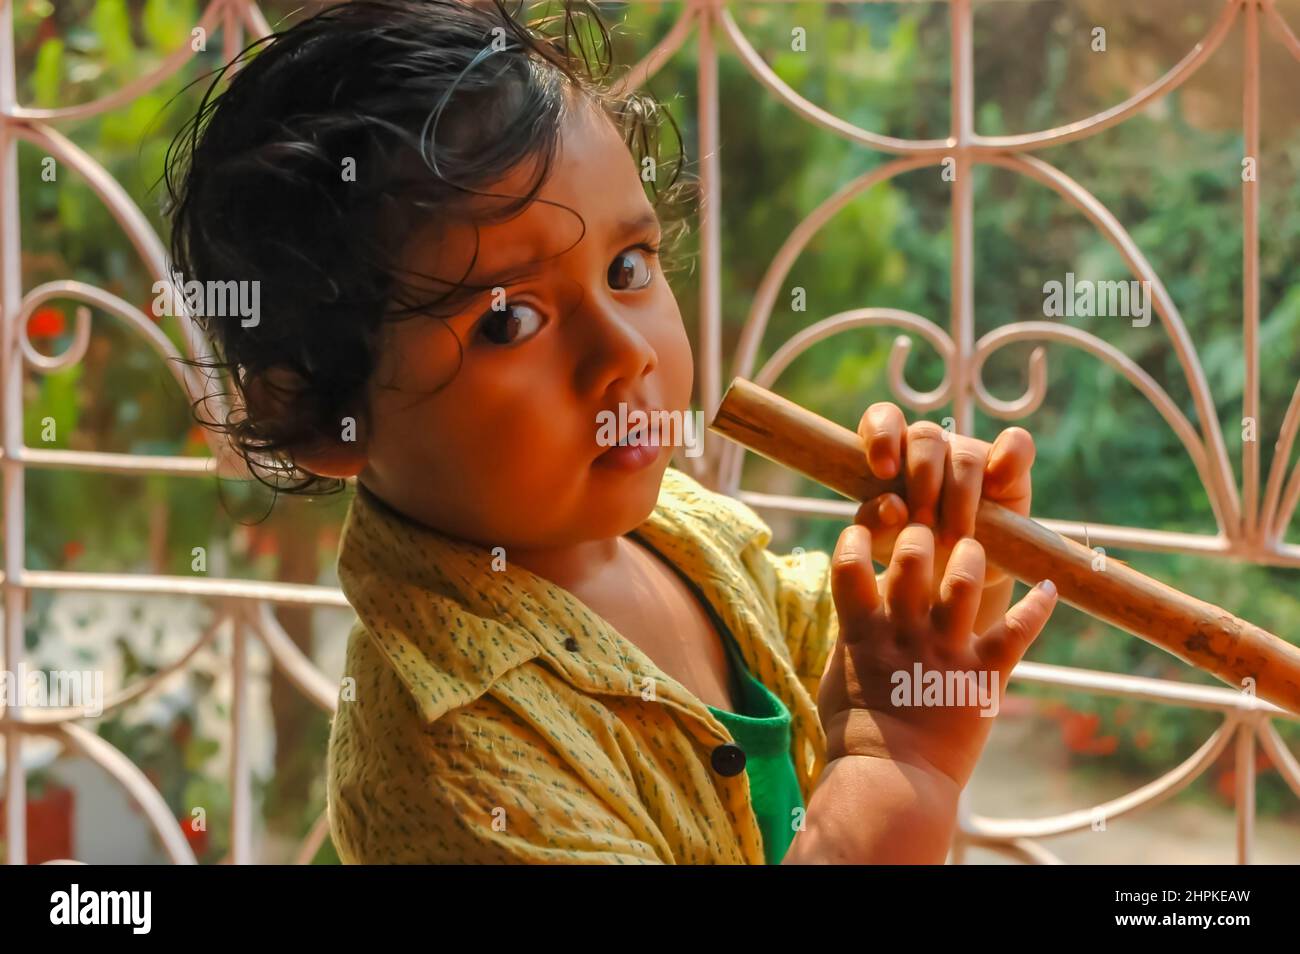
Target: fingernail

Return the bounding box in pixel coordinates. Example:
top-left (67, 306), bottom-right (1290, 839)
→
top-left (1037, 579), bottom-right (1057, 597)
top-left (877, 498), bottom-right (899, 525)
top-left (875, 457), bottom-right (898, 479)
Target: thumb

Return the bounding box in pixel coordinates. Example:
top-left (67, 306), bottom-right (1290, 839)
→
top-left (975, 579), bottom-right (1058, 671)
top-left (853, 492), bottom-right (908, 561)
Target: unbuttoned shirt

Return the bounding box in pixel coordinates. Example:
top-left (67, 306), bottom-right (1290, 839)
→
top-left (326, 466), bottom-right (839, 863)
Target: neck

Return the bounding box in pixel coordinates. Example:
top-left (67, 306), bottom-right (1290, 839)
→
top-left (355, 477), bottom-right (634, 593)
top-left (507, 534), bottom-right (631, 593)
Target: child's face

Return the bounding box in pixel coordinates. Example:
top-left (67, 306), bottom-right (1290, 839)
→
top-left (344, 94), bottom-right (693, 549)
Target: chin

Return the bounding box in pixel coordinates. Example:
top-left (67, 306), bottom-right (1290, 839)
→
top-left (581, 460), bottom-right (666, 525)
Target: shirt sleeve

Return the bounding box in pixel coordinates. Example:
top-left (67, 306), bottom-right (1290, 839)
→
top-left (741, 542), bottom-right (840, 702)
top-left (328, 681), bottom-right (665, 865)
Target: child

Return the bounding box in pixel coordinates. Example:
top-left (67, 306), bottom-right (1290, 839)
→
top-left (166, 0), bottom-right (1058, 863)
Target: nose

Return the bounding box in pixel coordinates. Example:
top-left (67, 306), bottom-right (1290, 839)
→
top-left (571, 282), bottom-right (658, 397)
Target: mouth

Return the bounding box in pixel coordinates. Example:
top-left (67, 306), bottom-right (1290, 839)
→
top-left (616, 420), bottom-right (656, 446)
top-left (594, 436), bottom-right (663, 472)
top-left (592, 406), bottom-right (666, 470)
top-left (594, 406), bottom-right (664, 452)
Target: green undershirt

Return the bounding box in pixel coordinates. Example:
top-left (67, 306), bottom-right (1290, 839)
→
top-left (705, 628), bottom-right (805, 865)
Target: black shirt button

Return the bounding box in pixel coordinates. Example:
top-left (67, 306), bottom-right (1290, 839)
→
top-left (711, 742), bottom-right (746, 777)
top-left (564, 636), bottom-right (580, 652)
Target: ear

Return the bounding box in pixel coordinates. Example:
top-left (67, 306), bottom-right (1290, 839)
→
top-left (242, 365), bottom-right (368, 479)
top-left (295, 441), bottom-right (368, 480)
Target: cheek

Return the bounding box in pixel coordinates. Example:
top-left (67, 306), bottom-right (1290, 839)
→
top-left (371, 319), bottom-right (465, 397)
top-left (382, 341), bottom-right (585, 485)
top-left (653, 288), bottom-right (693, 403)
top-left (448, 381), bottom-right (561, 466)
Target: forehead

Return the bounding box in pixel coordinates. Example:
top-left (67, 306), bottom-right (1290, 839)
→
top-left (413, 96), bottom-right (656, 284)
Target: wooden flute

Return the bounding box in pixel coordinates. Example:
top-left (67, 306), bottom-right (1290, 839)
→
top-left (708, 377), bottom-right (1300, 715)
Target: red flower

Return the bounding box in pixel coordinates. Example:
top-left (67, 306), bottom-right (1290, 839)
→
top-left (1038, 699), bottom-right (1066, 719)
top-left (1060, 710), bottom-right (1119, 756)
top-left (1216, 767), bottom-right (1236, 801)
top-left (247, 527), bottom-right (280, 559)
top-left (181, 815), bottom-right (209, 857)
top-left (62, 540), bottom-right (84, 564)
top-left (28, 306), bottom-right (65, 339)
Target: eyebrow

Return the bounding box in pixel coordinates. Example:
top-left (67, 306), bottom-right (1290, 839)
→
top-left (468, 209), bottom-right (662, 292)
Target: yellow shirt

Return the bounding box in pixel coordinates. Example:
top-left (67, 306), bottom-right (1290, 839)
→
top-left (326, 466), bottom-right (839, 864)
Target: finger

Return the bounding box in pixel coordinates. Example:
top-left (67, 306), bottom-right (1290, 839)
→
top-left (858, 403), bottom-right (905, 479)
top-left (854, 493), bottom-right (909, 536)
top-left (932, 537), bottom-right (986, 643)
top-left (976, 579), bottom-right (1058, 671)
top-left (830, 524), bottom-right (881, 642)
top-left (984, 427), bottom-right (1035, 514)
top-left (883, 523), bottom-right (935, 635)
top-left (902, 421), bottom-right (947, 526)
top-left (937, 435), bottom-right (989, 546)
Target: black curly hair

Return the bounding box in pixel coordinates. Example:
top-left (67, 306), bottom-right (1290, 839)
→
top-left (163, 0), bottom-right (694, 497)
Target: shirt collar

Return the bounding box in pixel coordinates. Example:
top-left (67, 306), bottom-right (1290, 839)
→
top-left (335, 466), bottom-right (772, 725)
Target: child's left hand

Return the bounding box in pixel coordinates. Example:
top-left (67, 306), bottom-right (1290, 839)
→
top-left (854, 402), bottom-right (1035, 589)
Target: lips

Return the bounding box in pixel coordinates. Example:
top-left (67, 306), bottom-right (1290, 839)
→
top-left (617, 420), bottom-right (656, 446)
top-left (595, 405), bottom-right (664, 452)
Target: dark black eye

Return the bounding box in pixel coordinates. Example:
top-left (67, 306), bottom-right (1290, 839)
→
top-left (608, 245), bottom-right (657, 291)
top-left (477, 301), bottom-right (544, 346)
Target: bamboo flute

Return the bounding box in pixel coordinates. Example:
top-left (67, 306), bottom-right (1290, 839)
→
top-left (709, 377), bottom-right (1300, 715)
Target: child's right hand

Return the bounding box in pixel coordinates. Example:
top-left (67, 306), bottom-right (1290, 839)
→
top-left (816, 522), bottom-right (1058, 791)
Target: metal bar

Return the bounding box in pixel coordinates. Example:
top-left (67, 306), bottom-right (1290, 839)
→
top-left (1243, 0), bottom-right (1261, 541)
top-left (1235, 718), bottom-right (1257, 864)
top-left (734, 489), bottom-right (1300, 567)
top-left (5, 447), bottom-right (221, 476)
top-left (0, 0), bottom-right (26, 866)
top-left (949, 0), bottom-right (974, 434)
top-left (229, 607), bottom-right (252, 864)
top-left (696, 1), bottom-right (723, 487)
top-left (5, 569), bottom-right (351, 607)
